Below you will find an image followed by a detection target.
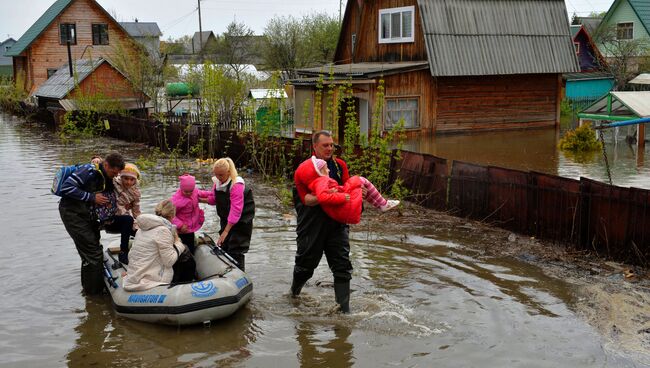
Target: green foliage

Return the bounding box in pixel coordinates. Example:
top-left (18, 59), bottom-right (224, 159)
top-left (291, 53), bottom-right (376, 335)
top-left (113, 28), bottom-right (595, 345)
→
top-left (262, 12), bottom-right (340, 77)
top-left (0, 74), bottom-right (27, 112)
top-left (559, 123), bottom-right (603, 152)
top-left (135, 147), bottom-right (163, 171)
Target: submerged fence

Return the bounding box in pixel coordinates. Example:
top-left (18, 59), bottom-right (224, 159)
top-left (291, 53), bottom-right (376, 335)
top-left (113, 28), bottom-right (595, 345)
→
top-left (393, 151), bottom-right (650, 266)
top-left (95, 114), bottom-right (650, 266)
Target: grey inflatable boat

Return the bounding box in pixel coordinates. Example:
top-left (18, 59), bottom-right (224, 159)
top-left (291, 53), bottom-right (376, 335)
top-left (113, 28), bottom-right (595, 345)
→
top-left (102, 236), bottom-right (252, 325)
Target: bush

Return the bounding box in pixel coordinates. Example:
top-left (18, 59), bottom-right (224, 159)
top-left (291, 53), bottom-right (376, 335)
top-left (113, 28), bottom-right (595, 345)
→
top-left (558, 122), bottom-right (603, 152)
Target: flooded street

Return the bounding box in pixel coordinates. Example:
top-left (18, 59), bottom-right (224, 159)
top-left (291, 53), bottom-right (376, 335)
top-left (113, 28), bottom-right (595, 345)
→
top-left (401, 126), bottom-right (650, 189)
top-left (1, 112), bottom-right (648, 367)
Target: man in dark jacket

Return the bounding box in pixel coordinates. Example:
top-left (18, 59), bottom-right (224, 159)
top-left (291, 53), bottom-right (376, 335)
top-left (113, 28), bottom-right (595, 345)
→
top-left (59, 153), bottom-right (124, 295)
top-left (292, 131), bottom-right (363, 313)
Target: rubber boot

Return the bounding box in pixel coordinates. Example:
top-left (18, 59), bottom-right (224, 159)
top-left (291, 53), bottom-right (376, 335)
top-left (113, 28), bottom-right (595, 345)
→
top-left (230, 253), bottom-right (245, 271)
top-left (81, 262), bottom-right (105, 295)
top-left (118, 251), bottom-right (129, 265)
top-left (334, 282), bottom-right (351, 313)
top-left (290, 274), bottom-right (309, 297)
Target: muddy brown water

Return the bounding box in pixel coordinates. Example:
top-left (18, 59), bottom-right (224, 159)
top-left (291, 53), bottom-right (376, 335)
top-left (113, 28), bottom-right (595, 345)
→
top-left (0, 113), bottom-right (647, 367)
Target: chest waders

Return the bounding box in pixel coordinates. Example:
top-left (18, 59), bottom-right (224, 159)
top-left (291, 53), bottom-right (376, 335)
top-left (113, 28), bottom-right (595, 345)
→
top-left (214, 182), bottom-right (255, 271)
top-left (291, 158), bottom-right (352, 313)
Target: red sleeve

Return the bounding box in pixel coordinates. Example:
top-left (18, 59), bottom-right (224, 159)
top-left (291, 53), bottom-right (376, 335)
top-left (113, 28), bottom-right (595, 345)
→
top-left (294, 170), bottom-right (309, 204)
top-left (311, 177), bottom-right (348, 205)
top-left (336, 158), bottom-right (350, 184)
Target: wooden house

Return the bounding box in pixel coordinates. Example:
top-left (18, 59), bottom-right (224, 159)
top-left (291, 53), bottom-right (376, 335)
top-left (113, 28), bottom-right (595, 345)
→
top-left (120, 21), bottom-right (162, 59)
top-left (596, 0), bottom-right (650, 56)
top-left (192, 31), bottom-right (218, 54)
top-left (5, 0), bottom-right (138, 95)
top-left (292, 0), bottom-right (579, 137)
top-left (34, 58), bottom-right (148, 112)
top-left (0, 38), bottom-right (16, 77)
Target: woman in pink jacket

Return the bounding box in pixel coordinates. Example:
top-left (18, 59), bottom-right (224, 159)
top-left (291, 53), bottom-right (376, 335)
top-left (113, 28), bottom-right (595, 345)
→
top-left (200, 158), bottom-right (255, 271)
top-left (170, 174), bottom-right (205, 254)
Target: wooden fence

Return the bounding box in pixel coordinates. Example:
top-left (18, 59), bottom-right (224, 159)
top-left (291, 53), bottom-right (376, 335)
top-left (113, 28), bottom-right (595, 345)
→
top-left (99, 114), bottom-right (649, 266)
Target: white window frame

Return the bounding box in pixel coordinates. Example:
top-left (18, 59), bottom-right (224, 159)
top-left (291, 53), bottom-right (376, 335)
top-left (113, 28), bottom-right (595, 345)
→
top-left (574, 41), bottom-right (580, 55)
top-left (378, 6), bottom-right (415, 44)
top-left (616, 22), bottom-right (634, 40)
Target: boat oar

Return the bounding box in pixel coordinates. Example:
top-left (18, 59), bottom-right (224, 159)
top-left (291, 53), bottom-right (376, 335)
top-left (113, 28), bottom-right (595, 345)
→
top-left (200, 233), bottom-right (240, 268)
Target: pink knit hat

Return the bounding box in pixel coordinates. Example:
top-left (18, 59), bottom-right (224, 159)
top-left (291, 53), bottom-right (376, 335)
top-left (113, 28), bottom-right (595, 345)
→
top-left (311, 156), bottom-right (327, 176)
top-left (179, 174), bottom-right (196, 191)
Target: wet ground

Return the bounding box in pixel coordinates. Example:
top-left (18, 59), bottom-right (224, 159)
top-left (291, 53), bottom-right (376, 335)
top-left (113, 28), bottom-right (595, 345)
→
top-left (1, 112), bottom-right (649, 367)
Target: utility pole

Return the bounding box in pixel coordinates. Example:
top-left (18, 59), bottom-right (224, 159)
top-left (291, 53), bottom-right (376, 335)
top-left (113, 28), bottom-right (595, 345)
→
top-left (198, 0), bottom-right (203, 54)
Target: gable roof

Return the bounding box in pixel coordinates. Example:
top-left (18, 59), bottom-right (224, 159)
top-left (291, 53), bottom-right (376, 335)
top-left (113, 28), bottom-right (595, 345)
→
top-left (35, 58), bottom-right (114, 99)
top-left (6, 0), bottom-right (130, 57)
top-left (1, 38), bottom-right (16, 46)
top-left (120, 22), bottom-right (162, 38)
top-left (600, 0), bottom-right (650, 36)
top-left (418, 0), bottom-right (579, 76)
top-left (192, 31), bottom-right (216, 52)
top-left (573, 16), bottom-right (603, 35)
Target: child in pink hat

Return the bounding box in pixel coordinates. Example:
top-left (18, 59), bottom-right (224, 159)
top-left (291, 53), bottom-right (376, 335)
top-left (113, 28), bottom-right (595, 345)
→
top-left (170, 173), bottom-right (207, 254)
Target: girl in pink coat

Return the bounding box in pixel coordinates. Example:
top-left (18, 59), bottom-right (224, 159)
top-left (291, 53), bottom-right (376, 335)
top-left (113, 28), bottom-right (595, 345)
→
top-left (170, 174), bottom-right (206, 253)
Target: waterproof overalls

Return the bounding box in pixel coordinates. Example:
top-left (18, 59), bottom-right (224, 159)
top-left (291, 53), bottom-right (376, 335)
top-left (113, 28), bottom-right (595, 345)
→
top-left (59, 164), bottom-right (112, 295)
top-left (292, 158), bottom-right (352, 312)
top-left (215, 181), bottom-right (255, 271)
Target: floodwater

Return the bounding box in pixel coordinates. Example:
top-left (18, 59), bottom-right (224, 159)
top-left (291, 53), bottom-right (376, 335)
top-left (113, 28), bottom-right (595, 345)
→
top-left (401, 125), bottom-right (650, 189)
top-left (0, 112), bottom-right (648, 367)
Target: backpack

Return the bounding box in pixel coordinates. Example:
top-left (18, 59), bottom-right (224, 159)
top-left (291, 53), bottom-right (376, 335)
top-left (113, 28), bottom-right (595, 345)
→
top-left (94, 190), bottom-right (118, 223)
top-left (51, 163), bottom-right (98, 196)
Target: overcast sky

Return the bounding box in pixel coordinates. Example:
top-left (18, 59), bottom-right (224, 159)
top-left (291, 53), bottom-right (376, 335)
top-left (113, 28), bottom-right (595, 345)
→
top-left (0, 0), bottom-right (615, 42)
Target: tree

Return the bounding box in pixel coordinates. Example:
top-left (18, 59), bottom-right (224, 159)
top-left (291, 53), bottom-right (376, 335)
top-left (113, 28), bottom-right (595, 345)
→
top-left (592, 25), bottom-right (650, 89)
top-left (262, 15), bottom-right (304, 79)
top-left (262, 13), bottom-right (341, 78)
top-left (302, 13), bottom-right (340, 64)
top-left (217, 21), bottom-right (255, 81)
top-left (110, 39), bottom-right (171, 113)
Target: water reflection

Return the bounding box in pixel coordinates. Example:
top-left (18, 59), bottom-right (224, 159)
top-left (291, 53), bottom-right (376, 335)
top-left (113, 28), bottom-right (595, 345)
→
top-left (296, 322), bottom-right (353, 368)
top-left (400, 127), bottom-right (650, 189)
top-left (67, 297), bottom-right (258, 368)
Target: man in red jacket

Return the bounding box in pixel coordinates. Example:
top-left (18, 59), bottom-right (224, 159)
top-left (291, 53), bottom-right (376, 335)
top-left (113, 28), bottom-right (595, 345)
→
top-left (292, 130), bottom-right (357, 313)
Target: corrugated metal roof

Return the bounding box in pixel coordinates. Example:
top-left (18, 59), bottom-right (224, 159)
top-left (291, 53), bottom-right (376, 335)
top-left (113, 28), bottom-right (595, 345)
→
top-left (35, 58), bottom-right (107, 99)
top-left (418, 0), bottom-right (579, 76)
top-left (611, 91), bottom-right (650, 117)
top-left (120, 22), bottom-right (162, 37)
top-left (582, 91), bottom-right (650, 117)
top-left (5, 0), bottom-right (73, 56)
top-left (297, 61), bottom-right (430, 78)
top-left (629, 73), bottom-right (650, 85)
top-left (563, 71), bottom-right (614, 81)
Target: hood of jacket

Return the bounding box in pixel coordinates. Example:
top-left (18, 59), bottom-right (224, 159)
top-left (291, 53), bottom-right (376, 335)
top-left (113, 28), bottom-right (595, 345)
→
top-left (295, 157), bottom-right (323, 188)
top-left (136, 214), bottom-right (172, 231)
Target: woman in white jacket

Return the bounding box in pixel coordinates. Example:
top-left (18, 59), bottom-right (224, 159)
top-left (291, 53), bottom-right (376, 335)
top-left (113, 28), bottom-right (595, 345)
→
top-left (122, 199), bottom-right (188, 291)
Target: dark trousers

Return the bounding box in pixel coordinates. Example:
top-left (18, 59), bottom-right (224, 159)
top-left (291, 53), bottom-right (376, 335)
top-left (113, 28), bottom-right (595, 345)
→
top-left (179, 233), bottom-right (196, 253)
top-left (104, 215), bottom-right (135, 253)
top-left (59, 201), bottom-right (104, 295)
top-left (293, 201), bottom-right (352, 286)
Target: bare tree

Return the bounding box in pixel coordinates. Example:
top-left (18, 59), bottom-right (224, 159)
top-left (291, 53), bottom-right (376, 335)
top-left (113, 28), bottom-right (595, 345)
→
top-left (592, 24), bottom-right (650, 89)
top-left (217, 21), bottom-right (255, 81)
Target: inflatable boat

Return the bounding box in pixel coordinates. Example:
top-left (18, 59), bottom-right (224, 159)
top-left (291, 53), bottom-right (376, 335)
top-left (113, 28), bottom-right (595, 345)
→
top-left (102, 235), bottom-right (253, 325)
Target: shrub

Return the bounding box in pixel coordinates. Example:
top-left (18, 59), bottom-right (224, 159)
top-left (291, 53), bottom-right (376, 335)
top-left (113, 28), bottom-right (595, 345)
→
top-left (558, 122), bottom-right (603, 152)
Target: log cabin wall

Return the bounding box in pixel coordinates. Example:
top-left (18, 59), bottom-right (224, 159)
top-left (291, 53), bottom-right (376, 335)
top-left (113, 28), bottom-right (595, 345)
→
top-left (335, 0), bottom-right (427, 64)
top-left (24, 0), bottom-right (132, 94)
top-left (435, 74), bottom-right (559, 133)
top-left (69, 63), bottom-right (140, 100)
top-left (382, 70), bottom-right (436, 134)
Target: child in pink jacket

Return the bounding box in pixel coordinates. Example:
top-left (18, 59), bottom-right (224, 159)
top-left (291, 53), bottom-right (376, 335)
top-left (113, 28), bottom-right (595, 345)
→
top-left (170, 174), bottom-right (205, 253)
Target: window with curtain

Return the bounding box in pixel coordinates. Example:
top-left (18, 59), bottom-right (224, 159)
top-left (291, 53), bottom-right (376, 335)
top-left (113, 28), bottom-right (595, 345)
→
top-left (616, 22), bottom-right (633, 40)
top-left (59, 23), bottom-right (76, 45)
top-left (378, 6), bottom-right (415, 44)
top-left (385, 98), bottom-right (419, 129)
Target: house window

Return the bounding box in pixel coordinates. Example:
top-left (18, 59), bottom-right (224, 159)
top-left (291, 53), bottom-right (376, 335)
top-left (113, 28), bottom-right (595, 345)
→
top-left (379, 6), bottom-right (415, 44)
top-left (47, 68), bottom-right (58, 79)
top-left (574, 42), bottom-right (580, 55)
top-left (60, 23), bottom-right (76, 44)
top-left (4, 46), bottom-right (10, 52)
top-left (385, 98), bottom-right (419, 129)
top-left (617, 22), bottom-right (633, 40)
top-left (92, 24), bottom-right (109, 45)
